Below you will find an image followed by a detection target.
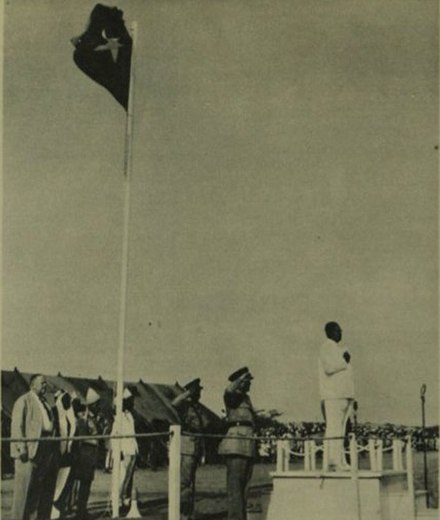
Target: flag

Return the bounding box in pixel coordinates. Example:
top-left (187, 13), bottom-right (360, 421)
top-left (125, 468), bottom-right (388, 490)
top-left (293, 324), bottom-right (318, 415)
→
top-left (72, 4), bottom-right (132, 110)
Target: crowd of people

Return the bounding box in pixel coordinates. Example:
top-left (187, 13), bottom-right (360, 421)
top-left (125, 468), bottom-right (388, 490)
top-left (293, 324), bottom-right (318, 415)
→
top-left (9, 374), bottom-right (138, 520)
top-left (8, 321), bottom-right (439, 520)
top-left (257, 422), bottom-right (439, 463)
top-left (9, 365), bottom-right (260, 520)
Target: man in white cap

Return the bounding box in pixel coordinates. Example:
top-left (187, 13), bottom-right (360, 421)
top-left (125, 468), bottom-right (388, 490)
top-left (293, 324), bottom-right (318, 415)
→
top-left (111, 388), bottom-right (138, 508)
top-left (172, 378), bottom-right (207, 520)
top-left (218, 367), bottom-right (256, 520)
top-left (319, 321), bottom-right (355, 470)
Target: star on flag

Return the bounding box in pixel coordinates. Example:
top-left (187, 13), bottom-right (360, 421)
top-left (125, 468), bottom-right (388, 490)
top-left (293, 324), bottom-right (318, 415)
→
top-left (71, 4), bottom-right (132, 109)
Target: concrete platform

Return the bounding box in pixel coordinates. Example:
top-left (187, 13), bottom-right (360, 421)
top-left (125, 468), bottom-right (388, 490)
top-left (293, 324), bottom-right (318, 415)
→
top-left (265, 470), bottom-right (416, 520)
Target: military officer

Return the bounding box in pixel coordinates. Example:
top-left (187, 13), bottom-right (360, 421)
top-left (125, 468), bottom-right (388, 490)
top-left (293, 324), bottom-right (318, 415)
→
top-left (218, 367), bottom-right (256, 520)
top-left (171, 378), bottom-right (207, 520)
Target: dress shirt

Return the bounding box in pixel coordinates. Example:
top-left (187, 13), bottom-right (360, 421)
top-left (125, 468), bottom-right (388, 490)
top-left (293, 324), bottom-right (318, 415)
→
top-left (111, 410), bottom-right (138, 456)
top-left (31, 391), bottom-right (53, 432)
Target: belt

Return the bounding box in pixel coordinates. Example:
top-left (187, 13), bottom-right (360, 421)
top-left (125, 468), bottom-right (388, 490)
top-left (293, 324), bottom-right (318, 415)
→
top-left (227, 421), bottom-right (254, 428)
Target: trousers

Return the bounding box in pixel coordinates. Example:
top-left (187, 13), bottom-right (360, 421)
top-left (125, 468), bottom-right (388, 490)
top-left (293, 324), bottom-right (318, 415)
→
top-left (180, 455), bottom-right (198, 518)
top-left (120, 454), bottom-right (136, 502)
top-left (11, 441), bottom-right (59, 520)
top-left (225, 456), bottom-right (253, 520)
top-left (323, 398), bottom-right (353, 467)
top-left (75, 479), bottom-right (92, 520)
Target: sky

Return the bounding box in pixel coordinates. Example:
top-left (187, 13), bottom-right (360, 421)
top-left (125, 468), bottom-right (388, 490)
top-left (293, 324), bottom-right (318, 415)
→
top-left (2, 0), bottom-right (438, 426)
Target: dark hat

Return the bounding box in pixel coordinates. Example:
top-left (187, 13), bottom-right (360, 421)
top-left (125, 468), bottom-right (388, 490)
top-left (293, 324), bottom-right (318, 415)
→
top-left (228, 367), bottom-right (253, 382)
top-left (184, 378), bottom-right (203, 392)
top-left (73, 400), bottom-right (87, 414)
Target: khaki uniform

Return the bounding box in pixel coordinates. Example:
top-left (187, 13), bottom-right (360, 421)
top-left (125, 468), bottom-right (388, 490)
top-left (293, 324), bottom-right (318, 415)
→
top-left (175, 401), bottom-right (206, 520)
top-left (218, 392), bottom-right (256, 520)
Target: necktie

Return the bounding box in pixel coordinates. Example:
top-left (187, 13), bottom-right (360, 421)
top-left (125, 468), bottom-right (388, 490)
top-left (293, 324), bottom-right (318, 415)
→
top-left (40, 397), bottom-right (53, 421)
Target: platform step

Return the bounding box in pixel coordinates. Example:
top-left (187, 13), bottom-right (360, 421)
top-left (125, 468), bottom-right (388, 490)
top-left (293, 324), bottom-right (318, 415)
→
top-left (415, 489), bottom-right (431, 511)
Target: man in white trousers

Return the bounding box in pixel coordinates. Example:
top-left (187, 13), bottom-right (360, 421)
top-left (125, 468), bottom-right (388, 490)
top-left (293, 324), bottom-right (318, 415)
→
top-left (111, 388), bottom-right (138, 509)
top-left (319, 321), bottom-right (355, 471)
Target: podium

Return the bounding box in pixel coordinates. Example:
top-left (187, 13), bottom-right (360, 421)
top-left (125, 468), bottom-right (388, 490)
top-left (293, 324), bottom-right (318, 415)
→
top-left (265, 470), bottom-right (415, 520)
top-left (263, 434), bottom-right (425, 520)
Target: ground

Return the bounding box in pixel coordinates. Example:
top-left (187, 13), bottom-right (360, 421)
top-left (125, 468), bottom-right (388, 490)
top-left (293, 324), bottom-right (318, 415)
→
top-left (1, 453), bottom-right (438, 519)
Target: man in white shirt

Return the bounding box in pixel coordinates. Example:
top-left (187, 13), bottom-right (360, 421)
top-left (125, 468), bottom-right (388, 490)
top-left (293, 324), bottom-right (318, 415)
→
top-left (318, 321), bottom-right (355, 470)
top-left (111, 388), bottom-right (138, 508)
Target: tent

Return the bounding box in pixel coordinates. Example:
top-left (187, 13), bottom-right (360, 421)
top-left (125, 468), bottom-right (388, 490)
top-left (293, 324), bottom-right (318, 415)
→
top-left (2, 369), bottom-right (222, 470)
top-left (19, 371), bottom-right (81, 408)
top-left (2, 368), bottom-right (29, 417)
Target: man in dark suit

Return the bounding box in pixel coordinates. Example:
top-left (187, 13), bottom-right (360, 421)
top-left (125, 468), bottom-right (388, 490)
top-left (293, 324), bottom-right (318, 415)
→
top-left (10, 374), bottom-right (59, 520)
top-left (70, 388), bottom-right (101, 520)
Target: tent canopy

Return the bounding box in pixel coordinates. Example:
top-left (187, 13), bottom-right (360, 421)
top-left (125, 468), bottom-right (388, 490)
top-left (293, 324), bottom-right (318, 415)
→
top-left (2, 369), bottom-right (221, 431)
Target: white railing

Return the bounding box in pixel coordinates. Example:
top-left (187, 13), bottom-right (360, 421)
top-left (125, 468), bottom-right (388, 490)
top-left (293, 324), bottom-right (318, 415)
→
top-left (168, 425), bottom-right (181, 520)
top-left (3, 426), bottom-right (183, 520)
top-left (275, 434), bottom-right (413, 475)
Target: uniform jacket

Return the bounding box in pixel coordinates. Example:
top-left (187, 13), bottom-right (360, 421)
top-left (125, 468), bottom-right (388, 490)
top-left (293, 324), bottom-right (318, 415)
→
top-left (174, 400), bottom-right (207, 457)
top-left (10, 391), bottom-right (53, 460)
top-left (218, 391), bottom-right (256, 458)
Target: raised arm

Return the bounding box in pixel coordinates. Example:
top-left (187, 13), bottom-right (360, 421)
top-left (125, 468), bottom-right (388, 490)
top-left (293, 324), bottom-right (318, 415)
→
top-left (171, 389), bottom-right (191, 409)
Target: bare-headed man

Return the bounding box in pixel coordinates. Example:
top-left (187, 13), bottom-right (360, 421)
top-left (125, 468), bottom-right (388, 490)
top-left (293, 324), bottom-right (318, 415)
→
top-left (10, 374), bottom-right (59, 520)
top-left (319, 322), bottom-right (354, 470)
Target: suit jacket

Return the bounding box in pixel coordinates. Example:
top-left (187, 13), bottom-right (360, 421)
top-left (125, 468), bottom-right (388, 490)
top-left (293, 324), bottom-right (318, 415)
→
top-left (179, 402), bottom-right (206, 458)
top-left (10, 391), bottom-right (48, 460)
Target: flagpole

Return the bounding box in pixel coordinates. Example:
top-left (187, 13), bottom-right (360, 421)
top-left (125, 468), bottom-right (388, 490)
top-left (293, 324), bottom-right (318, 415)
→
top-left (112, 20), bottom-right (137, 518)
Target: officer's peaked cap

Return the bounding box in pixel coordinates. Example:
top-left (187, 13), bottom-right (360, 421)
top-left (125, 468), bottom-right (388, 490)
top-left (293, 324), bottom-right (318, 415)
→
top-left (228, 366), bottom-right (253, 382)
top-left (184, 378), bottom-right (203, 391)
top-left (73, 400), bottom-right (87, 414)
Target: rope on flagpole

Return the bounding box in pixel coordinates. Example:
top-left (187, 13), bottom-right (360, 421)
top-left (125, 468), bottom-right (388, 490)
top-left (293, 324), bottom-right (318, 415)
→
top-left (111, 19), bottom-right (138, 519)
